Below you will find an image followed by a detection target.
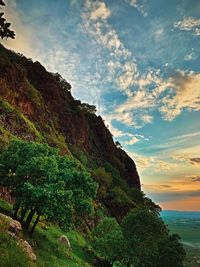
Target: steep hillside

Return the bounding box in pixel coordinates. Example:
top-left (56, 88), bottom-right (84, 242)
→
top-left (0, 43), bottom-right (140, 217)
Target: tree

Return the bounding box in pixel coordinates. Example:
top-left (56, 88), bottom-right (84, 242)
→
top-left (157, 234), bottom-right (186, 267)
top-left (92, 217), bottom-right (124, 266)
top-left (0, 140), bottom-right (97, 234)
top-left (52, 72), bottom-right (71, 92)
top-left (121, 207), bottom-right (185, 267)
top-left (0, 1), bottom-right (15, 39)
top-left (79, 103), bottom-right (97, 114)
top-left (115, 141), bottom-right (122, 149)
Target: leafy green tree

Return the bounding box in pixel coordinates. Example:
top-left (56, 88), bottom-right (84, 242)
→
top-left (79, 103), bottom-right (97, 114)
top-left (121, 207), bottom-right (186, 267)
top-left (0, 1), bottom-right (15, 39)
top-left (0, 140), bottom-right (97, 234)
top-left (157, 234), bottom-right (186, 267)
top-left (121, 207), bottom-right (168, 267)
top-left (92, 217), bottom-right (124, 266)
top-left (143, 196), bottom-right (161, 215)
top-left (52, 72), bottom-right (71, 92)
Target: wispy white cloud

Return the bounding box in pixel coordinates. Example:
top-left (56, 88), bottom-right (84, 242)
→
top-left (81, 0), bottom-right (138, 98)
top-left (125, 0), bottom-right (147, 17)
top-left (159, 70), bottom-right (200, 120)
top-left (174, 17), bottom-right (200, 36)
top-left (89, 1), bottom-right (111, 21)
top-left (124, 136), bottom-right (140, 145)
top-left (153, 27), bottom-right (164, 41)
top-left (184, 52), bottom-right (194, 61)
top-left (127, 151), bottom-right (178, 174)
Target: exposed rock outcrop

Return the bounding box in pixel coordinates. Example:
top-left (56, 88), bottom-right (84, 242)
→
top-left (0, 213), bottom-right (36, 261)
top-left (58, 235), bottom-right (71, 250)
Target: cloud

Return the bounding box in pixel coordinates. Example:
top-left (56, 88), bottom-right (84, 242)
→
top-left (190, 158), bottom-right (200, 165)
top-left (88, 1), bottom-right (111, 21)
top-left (144, 181), bottom-right (200, 204)
top-left (148, 189), bottom-right (200, 203)
top-left (171, 131), bottom-right (200, 140)
top-left (184, 52), bottom-right (194, 61)
top-left (127, 151), bottom-right (178, 174)
top-left (140, 114), bottom-right (153, 124)
top-left (82, 0), bottom-right (138, 97)
top-left (124, 136), bottom-right (140, 145)
top-left (160, 185), bottom-right (172, 188)
top-left (125, 0), bottom-right (147, 17)
top-left (159, 70), bottom-right (200, 120)
top-left (106, 67), bottom-right (200, 131)
top-left (153, 27), bottom-right (164, 41)
top-left (174, 17), bottom-right (200, 36)
top-left (189, 176), bottom-right (200, 182)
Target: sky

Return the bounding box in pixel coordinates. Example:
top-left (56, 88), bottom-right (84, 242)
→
top-left (2, 0), bottom-right (200, 211)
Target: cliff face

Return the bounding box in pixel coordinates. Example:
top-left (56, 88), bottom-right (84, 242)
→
top-left (0, 44), bottom-right (140, 191)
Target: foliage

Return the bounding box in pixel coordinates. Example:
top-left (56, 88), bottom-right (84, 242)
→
top-left (92, 167), bottom-right (112, 198)
top-left (121, 207), bottom-right (185, 267)
top-left (92, 217), bottom-right (124, 266)
top-left (79, 103), bottom-right (97, 114)
top-left (115, 141), bottom-right (122, 149)
top-left (110, 186), bottom-right (133, 206)
top-left (92, 208), bottom-right (185, 267)
top-left (92, 167), bottom-right (112, 186)
top-left (0, 1), bottom-right (15, 39)
top-left (0, 98), bottom-right (43, 142)
top-left (0, 140), bottom-right (97, 233)
top-left (0, 198), bottom-right (94, 267)
top-left (157, 234), bottom-right (186, 267)
top-left (52, 72), bottom-right (71, 92)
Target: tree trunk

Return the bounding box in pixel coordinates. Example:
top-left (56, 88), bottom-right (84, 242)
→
top-left (13, 201), bottom-right (20, 219)
top-left (30, 213), bottom-right (40, 235)
top-left (24, 209), bottom-right (35, 230)
top-left (127, 263), bottom-right (131, 267)
top-left (20, 206), bottom-right (28, 223)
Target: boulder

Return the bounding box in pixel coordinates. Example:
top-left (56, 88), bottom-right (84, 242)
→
top-left (0, 213), bottom-right (22, 235)
top-left (8, 218), bottom-right (22, 235)
top-left (58, 235), bottom-right (71, 250)
top-left (0, 213), bottom-right (36, 261)
top-left (18, 239), bottom-right (37, 261)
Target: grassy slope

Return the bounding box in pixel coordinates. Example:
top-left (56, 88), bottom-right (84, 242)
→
top-left (0, 198), bottom-right (94, 267)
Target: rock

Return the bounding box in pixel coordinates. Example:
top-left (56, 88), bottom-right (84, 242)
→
top-left (8, 232), bottom-right (37, 261)
top-left (0, 213), bottom-right (36, 261)
top-left (58, 235), bottom-right (71, 250)
top-left (18, 239), bottom-right (37, 261)
top-left (8, 218), bottom-right (22, 235)
top-left (0, 213), bottom-right (22, 235)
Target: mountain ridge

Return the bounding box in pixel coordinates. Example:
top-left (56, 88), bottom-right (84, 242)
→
top-left (0, 43), bottom-right (140, 219)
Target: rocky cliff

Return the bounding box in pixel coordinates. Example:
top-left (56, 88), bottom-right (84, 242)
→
top-left (0, 44), bottom-right (140, 205)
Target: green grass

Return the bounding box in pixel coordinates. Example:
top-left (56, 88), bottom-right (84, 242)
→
top-left (0, 232), bottom-right (30, 267)
top-left (0, 211), bottom-right (32, 267)
top-left (0, 198), bottom-right (13, 215)
top-left (0, 198), bottom-right (94, 267)
top-left (0, 98), bottom-right (43, 143)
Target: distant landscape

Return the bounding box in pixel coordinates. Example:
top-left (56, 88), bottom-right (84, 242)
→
top-left (161, 210), bottom-right (200, 267)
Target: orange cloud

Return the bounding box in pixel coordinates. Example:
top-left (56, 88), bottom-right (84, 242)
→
top-left (160, 196), bottom-right (200, 211)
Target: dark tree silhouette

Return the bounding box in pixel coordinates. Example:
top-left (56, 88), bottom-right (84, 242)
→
top-left (0, 0), bottom-right (15, 39)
